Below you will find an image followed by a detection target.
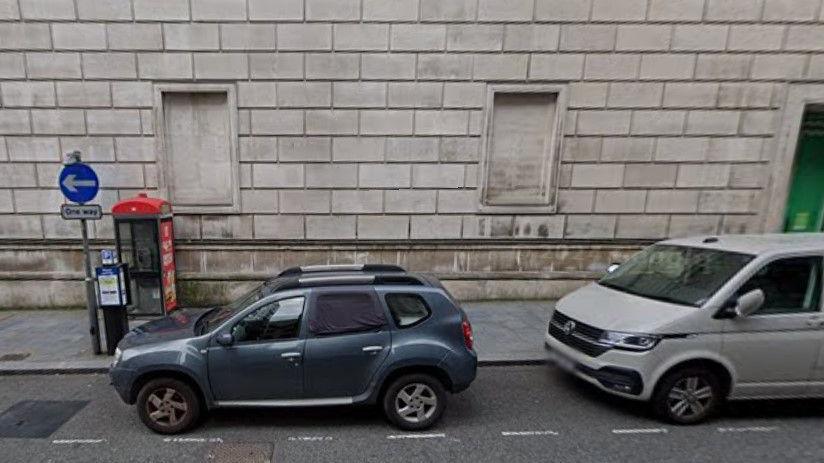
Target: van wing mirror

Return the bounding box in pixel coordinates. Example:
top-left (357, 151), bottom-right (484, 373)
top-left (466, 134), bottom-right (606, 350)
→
top-left (606, 263), bottom-right (620, 273)
top-left (734, 289), bottom-right (765, 318)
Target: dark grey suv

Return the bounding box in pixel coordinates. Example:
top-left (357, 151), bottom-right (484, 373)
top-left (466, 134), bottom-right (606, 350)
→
top-left (110, 264), bottom-right (477, 434)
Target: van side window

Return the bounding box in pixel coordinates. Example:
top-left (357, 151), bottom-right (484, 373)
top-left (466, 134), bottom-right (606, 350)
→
top-left (386, 293), bottom-right (431, 328)
top-left (737, 256), bottom-right (822, 315)
top-left (232, 297), bottom-right (305, 342)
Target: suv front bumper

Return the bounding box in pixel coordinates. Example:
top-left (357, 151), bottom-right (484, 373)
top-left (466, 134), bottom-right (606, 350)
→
top-left (109, 366), bottom-right (137, 404)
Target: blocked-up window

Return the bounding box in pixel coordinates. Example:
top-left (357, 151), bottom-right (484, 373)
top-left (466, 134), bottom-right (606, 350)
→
top-left (481, 86), bottom-right (567, 212)
top-left (157, 85), bottom-right (239, 212)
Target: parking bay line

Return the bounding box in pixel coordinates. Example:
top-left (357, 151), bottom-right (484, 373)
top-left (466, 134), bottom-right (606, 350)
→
top-left (611, 428), bottom-right (669, 435)
top-left (52, 439), bottom-right (106, 445)
top-left (717, 426), bottom-right (778, 433)
top-left (163, 437), bottom-right (224, 443)
top-left (288, 436), bottom-right (334, 442)
top-left (501, 431), bottom-right (559, 437)
top-left (386, 433), bottom-right (446, 440)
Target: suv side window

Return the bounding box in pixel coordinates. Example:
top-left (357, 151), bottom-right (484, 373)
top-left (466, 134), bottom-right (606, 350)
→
top-left (386, 293), bottom-right (431, 328)
top-left (232, 296), bottom-right (305, 343)
top-left (309, 292), bottom-right (387, 335)
top-left (737, 256), bottom-right (822, 315)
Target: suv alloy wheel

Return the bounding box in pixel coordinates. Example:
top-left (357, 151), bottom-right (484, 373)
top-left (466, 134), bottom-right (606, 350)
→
top-left (382, 374), bottom-right (446, 430)
top-left (137, 378), bottom-right (201, 434)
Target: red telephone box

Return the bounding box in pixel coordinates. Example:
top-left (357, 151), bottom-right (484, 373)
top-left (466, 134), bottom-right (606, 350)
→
top-left (112, 193), bottom-right (178, 316)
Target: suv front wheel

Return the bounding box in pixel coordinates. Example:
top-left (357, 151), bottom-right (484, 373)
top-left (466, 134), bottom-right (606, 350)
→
top-left (652, 367), bottom-right (722, 425)
top-left (136, 377), bottom-right (201, 434)
top-left (382, 374), bottom-right (446, 431)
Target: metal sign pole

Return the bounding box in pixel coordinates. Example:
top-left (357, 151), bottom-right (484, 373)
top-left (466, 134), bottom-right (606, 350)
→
top-left (81, 218), bottom-right (101, 355)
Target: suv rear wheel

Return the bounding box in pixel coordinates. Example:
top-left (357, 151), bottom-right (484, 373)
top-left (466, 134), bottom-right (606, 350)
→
top-left (382, 374), bottom-right (446, 431)
top-left (136, 378), bottom-right (201, 434)
top-left (652, 367), bottom-right (722, 425)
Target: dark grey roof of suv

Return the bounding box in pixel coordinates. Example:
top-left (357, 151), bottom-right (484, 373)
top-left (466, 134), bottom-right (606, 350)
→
top-left (260, 264), bottom-right (441, 295)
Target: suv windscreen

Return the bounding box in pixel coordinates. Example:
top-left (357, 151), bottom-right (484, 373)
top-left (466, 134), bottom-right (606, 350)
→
top-left (599, 244), bottom-right (754, 307)
top-left (197, 282), bottom-right (276, 334)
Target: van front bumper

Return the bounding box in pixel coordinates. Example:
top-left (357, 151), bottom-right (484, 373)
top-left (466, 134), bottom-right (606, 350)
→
top-left (545, 332), bottom-right (656, 400)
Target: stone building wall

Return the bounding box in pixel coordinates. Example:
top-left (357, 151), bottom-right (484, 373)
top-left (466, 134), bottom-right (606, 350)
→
top-left (0, 0), bottom-right (822, 307)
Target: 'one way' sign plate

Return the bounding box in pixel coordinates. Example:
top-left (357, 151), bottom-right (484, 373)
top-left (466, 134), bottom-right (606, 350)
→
top-left (61, 204), bottom-right (102, 220)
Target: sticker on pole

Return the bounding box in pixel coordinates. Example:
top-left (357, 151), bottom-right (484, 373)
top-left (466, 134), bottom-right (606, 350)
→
top-left (59, 162), bottom-right (99, 204)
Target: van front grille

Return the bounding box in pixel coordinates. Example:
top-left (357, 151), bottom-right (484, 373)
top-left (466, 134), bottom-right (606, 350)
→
top-left (548, 311), bottom-right (610, 358)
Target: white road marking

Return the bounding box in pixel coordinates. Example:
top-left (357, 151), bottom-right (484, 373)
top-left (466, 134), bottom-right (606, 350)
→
top-left (611, 428), bottom-right (669, 435)
top-left (52, 439), bottom-right (106, 445)
top-left (717, 426), bottom-right (778, 433)
top-left (386, 433), bottom-right (446, 440)
top-left (501, 431), bottom-right (559, 437)
top-left (163, 437), bottom-right (224, 443)
top-left (288, 436), bottom-right (334, 442)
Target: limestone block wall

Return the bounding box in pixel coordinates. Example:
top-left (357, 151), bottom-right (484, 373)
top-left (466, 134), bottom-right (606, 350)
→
top-left (0, 0), bottom-right (822, 306)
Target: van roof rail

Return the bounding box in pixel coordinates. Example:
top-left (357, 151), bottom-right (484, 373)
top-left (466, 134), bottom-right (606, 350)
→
top-left (277, 264), bottom-right (407, 277)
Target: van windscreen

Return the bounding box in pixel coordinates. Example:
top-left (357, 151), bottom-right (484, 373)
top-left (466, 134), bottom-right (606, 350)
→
top-left (599, 245), bottom-right (754, 307)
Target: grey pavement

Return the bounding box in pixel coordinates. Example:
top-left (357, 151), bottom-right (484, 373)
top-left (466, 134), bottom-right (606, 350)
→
top-left (0, 301), bottom-right (554, 374)
top-left (1, 368), bottom-right (822, 462)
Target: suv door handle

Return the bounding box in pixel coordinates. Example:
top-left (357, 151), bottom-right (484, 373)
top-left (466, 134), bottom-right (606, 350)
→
top-left (362, 345), bottom-right (384, 353)
top-left (281, 352), bottom-right (302, 360)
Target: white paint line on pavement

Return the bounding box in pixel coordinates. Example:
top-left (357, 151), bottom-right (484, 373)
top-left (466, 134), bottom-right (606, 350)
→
top-left (288, 436), bottom-right (334, 442)
top-left (52, 439), bottom-right (106, 445)
top-left (163, 437), bottom-right (224, 443)
top-left (611, 428), bottom-right (669, 435)
top-left (717, 426), bottom-right (778, 433)
top-left (386, 433), bottom-right (446, 440)
top-left (501, 431), bottom-right (559, 437)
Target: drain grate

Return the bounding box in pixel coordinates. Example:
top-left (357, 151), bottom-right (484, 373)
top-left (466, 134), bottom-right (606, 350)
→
top-left (0, 353), bottom-right (31, 361)
top-left (207, 443), bottom-right (273, 463)
top-left (0, 400), bottom-right (88, 438)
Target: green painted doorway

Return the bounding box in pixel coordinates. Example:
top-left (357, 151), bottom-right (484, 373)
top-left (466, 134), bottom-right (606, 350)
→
top-left (785, 111), bottom-right (824, 233)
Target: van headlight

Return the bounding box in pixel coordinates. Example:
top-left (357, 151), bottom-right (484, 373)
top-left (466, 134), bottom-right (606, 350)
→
top-left (112, 347), bottom-right (123, 366)
top-left (599, 331), bottom-right (660, 351)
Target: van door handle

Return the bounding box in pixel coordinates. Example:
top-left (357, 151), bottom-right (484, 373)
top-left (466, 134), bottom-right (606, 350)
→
top-left (281, 352), bottom-right (302, 360)
top-left (362, 345), bottom-right (384, 353)
top-left (806, 317), bottom-right (824, 327)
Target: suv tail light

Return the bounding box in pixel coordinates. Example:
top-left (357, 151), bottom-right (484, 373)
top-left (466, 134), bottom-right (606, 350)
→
top-left (461, 318), bottom-right (474, 351)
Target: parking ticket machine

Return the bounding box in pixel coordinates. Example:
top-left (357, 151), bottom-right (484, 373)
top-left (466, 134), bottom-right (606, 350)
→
top-left (111, 193), bottom-right (178, 316)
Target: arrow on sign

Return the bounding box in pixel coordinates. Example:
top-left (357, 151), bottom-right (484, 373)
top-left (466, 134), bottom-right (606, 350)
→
top-left (61, 174), bottom-right (98, 193)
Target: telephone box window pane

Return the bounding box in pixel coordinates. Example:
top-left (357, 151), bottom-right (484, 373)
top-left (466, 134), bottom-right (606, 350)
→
top-left (484, 92), bottom-right (559, 206)
top-left (162, 92), bottom-right (234, 207)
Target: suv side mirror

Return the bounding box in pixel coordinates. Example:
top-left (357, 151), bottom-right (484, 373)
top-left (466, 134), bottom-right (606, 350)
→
top-left (734, 289), bottom-right (765, 318)
top-left (606, 263), bottom-right (620, 273)
top-left (216, 332), bottom-right (234, 346)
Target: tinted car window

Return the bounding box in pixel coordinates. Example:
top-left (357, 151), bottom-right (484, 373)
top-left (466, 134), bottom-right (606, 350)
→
top-left (232, 297), bottom-right (305, 342)
top-left (386, 293), bottom-right (431, 328)
top-left (309, 292), bottom-right (386, 335)
top-left (736, 256), bottom-right (822, 315)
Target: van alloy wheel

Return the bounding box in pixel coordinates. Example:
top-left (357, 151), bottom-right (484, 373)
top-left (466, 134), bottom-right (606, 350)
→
top-left (395, 383), bottom-right (438, 423)
top-left (667, 376), bottom-right (714, 419)
top-left (145, 387), bottom-right (189, 428)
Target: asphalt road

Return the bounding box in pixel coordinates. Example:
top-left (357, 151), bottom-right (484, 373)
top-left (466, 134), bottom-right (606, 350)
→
top-left (0, 366), bottom-right (822, 463)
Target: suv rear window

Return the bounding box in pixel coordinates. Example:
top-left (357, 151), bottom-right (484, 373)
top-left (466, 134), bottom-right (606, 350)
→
top-left (386, 293), bottom-right (431, 328)
top-left (309, 292), bottom-right (387, 335)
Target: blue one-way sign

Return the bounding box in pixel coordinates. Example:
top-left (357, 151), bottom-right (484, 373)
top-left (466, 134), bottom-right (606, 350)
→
top-left (59, 162), bottom-right (99, 204)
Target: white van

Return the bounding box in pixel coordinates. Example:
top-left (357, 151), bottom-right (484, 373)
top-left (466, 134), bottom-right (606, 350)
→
top-left (545, 233), bottom-right (824, 424)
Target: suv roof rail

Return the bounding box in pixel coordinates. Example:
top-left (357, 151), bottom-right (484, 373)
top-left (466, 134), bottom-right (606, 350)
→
top-left (273, 273), bottom-right (425, 291)
top-left (277, 264), bottom-right (407, 277)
